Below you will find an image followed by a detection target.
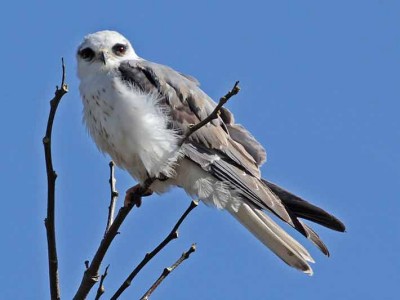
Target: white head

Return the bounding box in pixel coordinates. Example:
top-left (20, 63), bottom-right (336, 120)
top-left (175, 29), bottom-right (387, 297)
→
top-left (77, 30), bottom-right (139, 79)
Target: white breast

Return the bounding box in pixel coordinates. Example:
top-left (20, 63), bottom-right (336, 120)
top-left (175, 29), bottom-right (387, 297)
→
top-left (80, 72), bottom-right (181, 182)
top-left (80, 71), bottom-right (241, 211)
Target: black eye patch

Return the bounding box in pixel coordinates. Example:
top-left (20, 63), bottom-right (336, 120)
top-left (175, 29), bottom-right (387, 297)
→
top-left (79, 47), bottom-right (95, 60)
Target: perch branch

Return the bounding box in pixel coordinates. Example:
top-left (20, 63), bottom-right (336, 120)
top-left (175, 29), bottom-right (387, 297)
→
top-left (73, 188), bottom-right (142, 300)
top-left (94, 265), bottom-right (109, 300)
top-left (110, 200), bottom-right (198, 299)
top-left (140, 244), bottom-right (197, 300)
top-left (43, 58), bottom-right (68, 300)
top-left (181, 80), bottom-right (240, 144)
top-left (73, 172), bottom-right (162, 300)
top-left (104, 161), bottom-right (119, 236)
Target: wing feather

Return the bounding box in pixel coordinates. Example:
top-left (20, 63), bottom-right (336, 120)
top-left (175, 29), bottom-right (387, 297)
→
top-left (119, 60), bottom-right (264, 172)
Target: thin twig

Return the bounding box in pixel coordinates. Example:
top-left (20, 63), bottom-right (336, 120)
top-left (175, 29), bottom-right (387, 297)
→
top-left (140, 244), bottom-right (197, 300)
top-left (105, 161), bottom-right (119, 236)
top-left (110, 200), bottom-right (198, 300)
top-left (43, 58), bottom-right (68, 300)
top-left (73, 190), bottom-right (139, 300)
top-left (180, 81), bottom-right (240, 145)
top-left (73, 177), bottom-right (158, 300)
top-left (94, 265), bottom-right (110, 300)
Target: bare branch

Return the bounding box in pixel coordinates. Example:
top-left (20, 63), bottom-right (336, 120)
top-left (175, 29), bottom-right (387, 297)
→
top-left (73, 187), bottom-right (144, 300)
top-left (140, 244), bottom-right (197, 300)
top-left (105, 161), bottom-right (119, 236)
top-left (110, 200), bottom-right (198, 299)
top-left (181, 81), bottom-right (240, 145)
top-left (94, 265), bottom-right (110, 300)
top-left (43, 58), bottom-right (68, 300)
top-left (74, 166), bottom-right (169, 299)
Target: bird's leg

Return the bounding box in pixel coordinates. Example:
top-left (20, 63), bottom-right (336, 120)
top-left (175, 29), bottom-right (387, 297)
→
top-left (124, 184), bottom-right (153, 207)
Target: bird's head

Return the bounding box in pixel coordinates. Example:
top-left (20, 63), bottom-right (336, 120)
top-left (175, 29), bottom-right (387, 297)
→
top-left (77, 30), bottom-right (139, 78)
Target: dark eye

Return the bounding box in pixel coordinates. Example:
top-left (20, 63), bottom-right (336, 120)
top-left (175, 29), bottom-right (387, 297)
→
top-left (112, 43), bottom-right (127, 56)
top-left (79, 47), bottom-right (95, 61)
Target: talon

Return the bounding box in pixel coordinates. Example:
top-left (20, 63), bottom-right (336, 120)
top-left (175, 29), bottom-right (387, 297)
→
top-left (124, 184), bottom-right (153, 207)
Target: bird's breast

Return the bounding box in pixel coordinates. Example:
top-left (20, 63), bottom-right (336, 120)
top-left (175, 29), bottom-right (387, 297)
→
top-left (80, 74), bottom-right (181, 182)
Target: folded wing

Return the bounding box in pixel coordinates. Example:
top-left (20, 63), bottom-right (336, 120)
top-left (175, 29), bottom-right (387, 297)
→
top-left (118, 59), bottom-right (345, 273)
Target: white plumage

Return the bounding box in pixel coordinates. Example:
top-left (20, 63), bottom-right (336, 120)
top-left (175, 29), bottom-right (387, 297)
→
top-left (81, 76), bottom-right (181, 180)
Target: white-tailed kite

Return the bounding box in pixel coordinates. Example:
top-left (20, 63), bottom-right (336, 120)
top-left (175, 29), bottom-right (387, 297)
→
top-left (77, 30), bottom-right (345, 274)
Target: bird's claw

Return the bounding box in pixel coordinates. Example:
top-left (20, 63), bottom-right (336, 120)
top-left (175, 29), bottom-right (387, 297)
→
top-left (124, 184), bottom-right (153, 207)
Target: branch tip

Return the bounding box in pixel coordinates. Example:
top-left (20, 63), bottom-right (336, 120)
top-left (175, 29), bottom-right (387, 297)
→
top-left (94, 265), bottom-right (110, 300)
top-left (181, 80), bottom-right (241, 144)
top-left (104, 161), bottom-right (119, 236)
top-left (190, 199), bottom-right (199, 208)
top-left (139, 243), bottom-right (197, 300)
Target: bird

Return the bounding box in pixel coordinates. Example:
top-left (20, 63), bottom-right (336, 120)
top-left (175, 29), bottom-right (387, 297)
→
top-left (76, 30), bottom-right (345, 275)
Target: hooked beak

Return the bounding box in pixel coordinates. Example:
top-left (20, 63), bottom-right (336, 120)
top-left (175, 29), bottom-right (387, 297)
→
top-left (99, 51), bottom-right (108, 65)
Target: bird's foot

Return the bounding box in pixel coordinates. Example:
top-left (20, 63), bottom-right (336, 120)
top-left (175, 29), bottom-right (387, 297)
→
top-left (124, 184), bottom-right (153, 207)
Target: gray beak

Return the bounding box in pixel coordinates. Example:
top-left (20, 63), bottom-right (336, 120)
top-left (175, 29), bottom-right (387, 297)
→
top-left (99, 51), bottom-right (107, 65)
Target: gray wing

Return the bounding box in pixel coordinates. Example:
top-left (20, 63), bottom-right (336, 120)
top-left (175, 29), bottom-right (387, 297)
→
top-left (118, 59), bottom-right (309, 236)
top-left (118, 60), bottom-right (266, 173)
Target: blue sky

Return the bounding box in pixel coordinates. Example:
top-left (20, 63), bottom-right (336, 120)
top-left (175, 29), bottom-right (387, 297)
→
top-left (1, 1), bottom-right (399, 299)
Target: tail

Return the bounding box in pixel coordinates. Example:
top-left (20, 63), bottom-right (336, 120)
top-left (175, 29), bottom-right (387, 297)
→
top-left (229, 180), bottom-right (345, 274)
top-left (228, 203), bottom-right (314, 274)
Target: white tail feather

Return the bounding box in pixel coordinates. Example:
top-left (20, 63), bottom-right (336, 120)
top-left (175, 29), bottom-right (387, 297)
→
top-left (253, 209), bottom-right (315, 264)
top-left (229, 203), bottom-right (313, 275)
